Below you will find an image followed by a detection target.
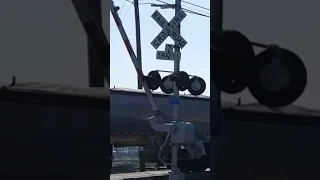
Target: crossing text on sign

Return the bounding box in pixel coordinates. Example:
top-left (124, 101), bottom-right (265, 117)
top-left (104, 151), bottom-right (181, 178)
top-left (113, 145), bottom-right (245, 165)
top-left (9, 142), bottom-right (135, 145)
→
top-left (151, 10), bottom-right (188, 49)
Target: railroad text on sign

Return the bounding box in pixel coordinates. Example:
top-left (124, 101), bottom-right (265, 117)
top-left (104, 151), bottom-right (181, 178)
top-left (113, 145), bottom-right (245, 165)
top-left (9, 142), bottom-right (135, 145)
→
top-left (151, 10), bottom-right (188, 49)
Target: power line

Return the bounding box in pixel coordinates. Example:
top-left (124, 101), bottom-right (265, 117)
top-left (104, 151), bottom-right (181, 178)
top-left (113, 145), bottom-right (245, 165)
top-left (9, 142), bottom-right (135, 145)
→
top-left (123, 1), bottom-right (133, 18)
top-left (182, 8), bottom-right (209, 18)
top-left (125, 0), bottom-right (154, 5)
top-left (119, 0), bottom-right (127, 15)
top-left (181, 0), bottom-right (210, 11)
top-left (124, 0), bottom-right (210, 18)
top-left (155, 0), bottom-right (209, 18)
top-left (166, 0), bottom-right (208, 15)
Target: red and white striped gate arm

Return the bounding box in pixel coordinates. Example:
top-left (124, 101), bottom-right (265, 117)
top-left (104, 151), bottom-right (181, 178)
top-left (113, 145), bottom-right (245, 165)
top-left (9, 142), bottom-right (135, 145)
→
top-left (110, 1), bottom-right (162, 114)
top-left (71, 0), bottom-right (110, 87)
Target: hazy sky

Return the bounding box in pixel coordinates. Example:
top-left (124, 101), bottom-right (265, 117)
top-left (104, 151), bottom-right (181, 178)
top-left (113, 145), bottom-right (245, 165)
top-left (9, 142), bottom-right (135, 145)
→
top-left (110, 0), bottom-right (210, 96)
top-left (0, 0), bottom-right (319, 109)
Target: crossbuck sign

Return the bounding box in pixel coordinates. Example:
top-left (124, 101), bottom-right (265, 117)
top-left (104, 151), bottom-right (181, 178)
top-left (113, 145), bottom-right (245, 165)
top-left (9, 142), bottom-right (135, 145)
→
top-left (151, 10), bottom-right (188, 49)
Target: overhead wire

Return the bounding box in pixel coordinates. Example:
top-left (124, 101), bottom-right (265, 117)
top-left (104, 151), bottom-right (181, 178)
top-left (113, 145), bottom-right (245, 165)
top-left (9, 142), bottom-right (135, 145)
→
top-left (125, 0), bottom-right (154, 5)
top-left (165, 0), bottom-right (209, 16)
top-left (119, 0), bottom-right (126, 16)
top-left (124, 0), bottom-right (210, 17)
top-left (180, 0), bottom-right (210, 17)
top-left (123, 1), bottom-right (133, 18)
top-left (123, 0), bottom-right (210, 17)
top-left (155, 0), bottom-right (210, 18)
top-left (181, 0), bottom-right (210, 11)
top-left (183, 8), bottom-right (210, 17)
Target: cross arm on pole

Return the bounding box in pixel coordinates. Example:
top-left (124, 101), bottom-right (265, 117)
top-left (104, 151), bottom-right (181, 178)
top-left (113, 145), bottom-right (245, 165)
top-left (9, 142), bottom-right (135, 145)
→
top-left (151, 4), bottom-right (175, 9)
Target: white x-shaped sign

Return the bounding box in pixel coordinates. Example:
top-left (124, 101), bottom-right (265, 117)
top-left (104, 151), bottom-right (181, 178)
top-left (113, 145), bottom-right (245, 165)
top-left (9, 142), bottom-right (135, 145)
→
top-left (151, 10), bottom-right (188, 49)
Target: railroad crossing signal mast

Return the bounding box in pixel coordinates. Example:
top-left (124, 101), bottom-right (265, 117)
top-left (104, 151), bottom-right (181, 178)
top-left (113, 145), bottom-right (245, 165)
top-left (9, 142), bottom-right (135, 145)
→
top-left (170, 1), bottom-right (184, 178)
top-left (150, 1), bottom-right (189, 179)
top-left (110, 0), bottom-right (204, 179)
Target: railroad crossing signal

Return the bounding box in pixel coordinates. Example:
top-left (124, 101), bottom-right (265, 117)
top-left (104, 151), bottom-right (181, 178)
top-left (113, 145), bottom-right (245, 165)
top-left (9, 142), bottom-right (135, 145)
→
top-left (156, 44), bottom-right (181, 61)
top-left (151, 10), bottom-right (188, 49)
top-left (212, 29), bottom-right (307, 107)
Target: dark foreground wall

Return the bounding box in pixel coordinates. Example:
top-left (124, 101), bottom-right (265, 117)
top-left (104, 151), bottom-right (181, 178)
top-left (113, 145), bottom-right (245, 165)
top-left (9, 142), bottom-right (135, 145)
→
top-left (0, 102), bottom-right (108, 179)
top-left (217, 120), bottom-right (320, 180)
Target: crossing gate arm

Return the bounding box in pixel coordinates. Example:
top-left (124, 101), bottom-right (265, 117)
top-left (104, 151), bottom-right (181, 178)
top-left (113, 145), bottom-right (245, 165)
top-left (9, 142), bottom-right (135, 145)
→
top-left (110, 2), bottom-right (162, 116)
top-left (71, 0), bottom-right (110, 88)
top-left (110, 0), bottom-right (174, 132)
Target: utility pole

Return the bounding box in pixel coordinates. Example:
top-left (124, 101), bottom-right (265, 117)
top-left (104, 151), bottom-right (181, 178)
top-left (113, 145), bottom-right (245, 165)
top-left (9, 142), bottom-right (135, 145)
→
top-left (87, 0), bottom-right (104, 88)
top-left (171, 0), bottom-right (182, 179)
top-left (211, 0), bottom-right (223, 179)
top-left (112, 0), bottom-right (201, 179)
top-left (134, 0), bottom-right (143, 89)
